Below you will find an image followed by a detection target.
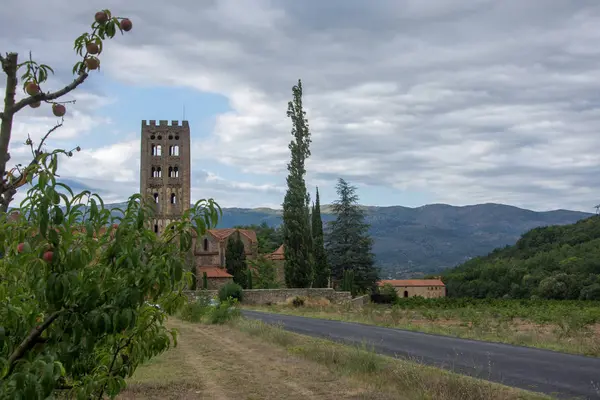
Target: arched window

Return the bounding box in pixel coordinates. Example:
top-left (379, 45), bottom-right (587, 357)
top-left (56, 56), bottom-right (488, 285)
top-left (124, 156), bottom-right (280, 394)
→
top-left (151, 167), bottom-right (155, 177)
top-left (168, 166), bottom-right (173, 177)
top-left (169, 145), bottom-right (180, 156)
top-left (203, 238), bottom-right (209, 251)
top-left (152, 144), bottom-right (162, 156)
top-left (173, 167), bottom-right (179, 178)
top-left (155, 167), bottom-right (162, 178)
top-left (151, 144), bottom-right (155, 156)
top-left (154, 224), bottom-right (158, 233)
top-left (153, 193), bottom-right (159, 204)
top-left (170, 193), bottom-right (177, 204)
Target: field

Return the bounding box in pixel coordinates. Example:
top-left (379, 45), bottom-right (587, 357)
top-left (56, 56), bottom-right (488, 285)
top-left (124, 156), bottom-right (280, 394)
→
top-left (246, 297), bottom-right (600, 356)
top-left (117, 315), bottom-right (549, 400)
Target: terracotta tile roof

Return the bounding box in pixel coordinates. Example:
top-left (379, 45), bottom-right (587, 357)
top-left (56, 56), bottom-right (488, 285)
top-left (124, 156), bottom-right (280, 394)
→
top-left (377, 279), bottom-right (445, 287)
top-left (198, 266), bottom-right (233, 278)
top-left (207, 228), bottom-right (257, 243)
top-left (266, 244), bottom-right (285, 260)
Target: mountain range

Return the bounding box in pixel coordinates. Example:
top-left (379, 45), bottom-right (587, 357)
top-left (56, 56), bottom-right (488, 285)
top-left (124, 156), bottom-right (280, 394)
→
top-left (102, 201), bottom-right (593, 278)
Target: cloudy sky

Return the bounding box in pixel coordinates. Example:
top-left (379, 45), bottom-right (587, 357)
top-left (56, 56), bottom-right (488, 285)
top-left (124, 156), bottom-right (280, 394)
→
top-left (2, 0), bottom-right (600, 212)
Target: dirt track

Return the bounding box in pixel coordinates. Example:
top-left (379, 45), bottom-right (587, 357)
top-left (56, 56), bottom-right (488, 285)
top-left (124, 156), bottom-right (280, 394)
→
top-left (118, 319), bottom-right (392, 400)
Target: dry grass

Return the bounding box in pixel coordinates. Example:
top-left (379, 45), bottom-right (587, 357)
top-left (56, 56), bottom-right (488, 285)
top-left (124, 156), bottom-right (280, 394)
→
top-left (245, 302), bottom-right (600, 356)
top-left (234, 318), bottom-right (551, 400)
top-left (118, 316), bottom-right (550, 399)
top-left (118, 318), bottom-right (395, 399)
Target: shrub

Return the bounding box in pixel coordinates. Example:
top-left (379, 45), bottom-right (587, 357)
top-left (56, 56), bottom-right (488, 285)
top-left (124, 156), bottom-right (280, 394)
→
top-left (219, 282), bottom-right (243, 302)
top-left (371, 293), bottom-right (397, 304)
top-left (292, 296), bottom-right (305, 307)
top-left (208, 298), bottom-right (241, 324)
top-left (380, 283), bottom-right (399, 303)
top-left (179, 296), bottom-right (212, 322)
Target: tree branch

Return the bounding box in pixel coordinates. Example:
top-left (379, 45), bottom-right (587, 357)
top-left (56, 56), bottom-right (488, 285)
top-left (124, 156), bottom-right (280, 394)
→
top-left (35, 119), bottom-right (63, 155)
top-left (9, 72), bottom-right (88, 115)
top-left (7, 310), bottom-right (62, 375)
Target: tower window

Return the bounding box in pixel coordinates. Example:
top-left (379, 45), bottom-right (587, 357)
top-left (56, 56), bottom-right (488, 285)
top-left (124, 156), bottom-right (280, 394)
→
top-left (152, 167), bottom-right (162, 178)
top-left (152, 144), bottom-right (162, 156)
top-left (153, 193), bottom-right (159, 203)
top-left (168, 135), bottom-right (173, 140)
top-left (203, 238), bottom-right (208, 251)
top-left (168, 166), bottom-right (179, 178)
top-left (154, 224), bottom-right (158, 233)
top-left (169, 145), bottom-right (180, 156)
top-left (170, 193), bottom-right (177, 204)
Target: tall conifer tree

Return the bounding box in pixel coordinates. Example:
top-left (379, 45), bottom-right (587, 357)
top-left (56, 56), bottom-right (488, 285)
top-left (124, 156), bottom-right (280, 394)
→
top-left (312, 187), bottom-right (330, 287)
top-left (325, 178), bottom-right (378, 292)
top-left (282, 79), bottom-right (313, 287)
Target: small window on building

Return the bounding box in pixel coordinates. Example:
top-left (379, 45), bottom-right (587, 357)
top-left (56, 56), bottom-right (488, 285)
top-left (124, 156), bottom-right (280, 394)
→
top-left (152, 167), bottom-right (162, 178)
top-left (154, 224), bottom-right (158, 233)
top-left (170, 193), bottom-right (177, 204)
top-left (173, 166), bottom-right (179, 178)
top-left (169, 145), bottom-right (180, 156)
top-left (152, 144), bottom-right (162, 156)
top-left (203, 238), bottom-right (208, 251)
top-left (153, 193), bottom-right (159, 203)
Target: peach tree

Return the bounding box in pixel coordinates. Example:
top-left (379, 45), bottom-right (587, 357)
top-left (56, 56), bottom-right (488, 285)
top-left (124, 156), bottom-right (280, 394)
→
top-left (0, 9), bottom-right (222, 399)
top-left (0, 9), bottom-right (132, 213)
top-left (0, 150), bottom-right (221, 398)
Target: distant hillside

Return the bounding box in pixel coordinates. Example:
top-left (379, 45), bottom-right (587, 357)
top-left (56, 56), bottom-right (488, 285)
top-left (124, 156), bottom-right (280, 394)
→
top-left (101, 202), bottom-right (591, 277)
top-left (443, 215), bottom-right (600, 300)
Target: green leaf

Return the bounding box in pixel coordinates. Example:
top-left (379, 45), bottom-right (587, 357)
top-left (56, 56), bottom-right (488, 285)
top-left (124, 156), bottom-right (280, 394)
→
top-left (90, 199), bottom-right (98, 221)
top-left (41, 362), bottom-right (55, 397)
top-left (48, 228), bottom-right (60, 248)
top-left (40, 209), bottom-right (49, 238)
top-left (52, 206), bottom-right (64, 225)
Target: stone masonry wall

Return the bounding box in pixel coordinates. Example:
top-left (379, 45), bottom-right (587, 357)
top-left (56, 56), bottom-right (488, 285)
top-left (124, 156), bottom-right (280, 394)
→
top-left (183, 288), bottom-right (352, 305)
top-left (241, 288), bottom-right (351, 305)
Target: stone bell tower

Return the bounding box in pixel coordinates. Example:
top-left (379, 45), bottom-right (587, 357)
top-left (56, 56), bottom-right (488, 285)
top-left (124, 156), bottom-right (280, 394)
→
top-left (140, 120), bottom-right (191, 235)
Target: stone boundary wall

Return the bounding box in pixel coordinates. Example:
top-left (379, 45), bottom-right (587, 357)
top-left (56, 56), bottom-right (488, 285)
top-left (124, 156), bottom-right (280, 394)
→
top-left (183, 288), bottom-right (352, 305)
top-left (350, 294), bottom-right (370, 307)
top-left (242, 288), bottom-right (351, 305)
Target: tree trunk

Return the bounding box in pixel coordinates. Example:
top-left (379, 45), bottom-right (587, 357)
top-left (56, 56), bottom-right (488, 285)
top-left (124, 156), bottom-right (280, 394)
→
top-left (0, 52), bottom-right (18, 213)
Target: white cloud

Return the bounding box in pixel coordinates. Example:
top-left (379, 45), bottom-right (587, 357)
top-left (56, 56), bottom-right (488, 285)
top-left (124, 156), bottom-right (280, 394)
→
top-left (4, 0), bottom-right (600, 211)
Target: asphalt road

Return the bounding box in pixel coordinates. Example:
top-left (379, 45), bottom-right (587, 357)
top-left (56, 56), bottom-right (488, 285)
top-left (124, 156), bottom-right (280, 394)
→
top-left (242, 310), bottom-right (600, 399)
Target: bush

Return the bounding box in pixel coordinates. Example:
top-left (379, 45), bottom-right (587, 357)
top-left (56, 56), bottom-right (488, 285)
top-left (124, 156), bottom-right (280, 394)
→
top-left (370, 293), bottom-right (396, 304)
top-left (380, 283), bottom-right (399, 303)
top-left (219, 282), bottom-right (243, 302)
top-left (209, 298), bottom-right (241, 324)
top-left (292, 296), bottom-right (305, 307)
top-left (179, 296), bottom-right (212, 322)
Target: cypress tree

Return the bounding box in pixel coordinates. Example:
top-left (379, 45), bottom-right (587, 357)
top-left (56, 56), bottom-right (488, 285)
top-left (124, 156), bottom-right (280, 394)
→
top-left (312, 187), bottom-right (330, 287)
top-left (202, 271), bottom-right (208, 290)
top-left (325, 178), bottom-right (378, 292)
top-left (225, 233), bottom-right (248, 288)
top-left (282, 79), bottom-right (313, 288)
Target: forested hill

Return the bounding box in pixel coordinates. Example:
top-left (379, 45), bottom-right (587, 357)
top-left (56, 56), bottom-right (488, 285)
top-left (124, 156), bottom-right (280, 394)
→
top-left (99, 201), bottom-right (590, 276)
top-left (443, 215), bottom-right (600, 300)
